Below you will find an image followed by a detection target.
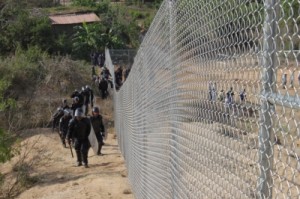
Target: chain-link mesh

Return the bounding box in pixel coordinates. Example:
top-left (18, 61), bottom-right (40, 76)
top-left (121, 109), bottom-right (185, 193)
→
top-left (109, 49), bottom-right (137, 69)
top-left (106, 0), bottom-right (300, 198)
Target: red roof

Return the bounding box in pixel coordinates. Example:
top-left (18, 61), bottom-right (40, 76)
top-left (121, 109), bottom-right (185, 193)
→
top-left (49, 13), bottom-right (100, 25)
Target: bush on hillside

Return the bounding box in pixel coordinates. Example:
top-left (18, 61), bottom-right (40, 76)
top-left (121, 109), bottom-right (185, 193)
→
top-left (26, 0), bottom-right (59, 8)
top-left (0, 128), bottom-right (16, 163)
top-left (71, 0), bottom-right (96, 7)
top-left (0, 46), bottom-right (91, 130)
top-left (0, 3), bottom-right (53, 55)
top-left (95, 0), bottom-right (110, 14)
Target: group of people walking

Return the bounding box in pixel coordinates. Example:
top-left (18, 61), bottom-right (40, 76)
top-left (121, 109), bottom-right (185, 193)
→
top-left (93, 62), bottom-right (131, 98)
top-left (208, 82), bottom-right (247, 106)
top-left (94, 66), bottom-right (113, 99)
top-left (52, 86), bottom-right (106, 168)
top-left (66, 106), bottom-right (105, 168)
top-left (51, 52), bottom-right (134, 168)
top-left (281, 72), bottom-right (300, 89)
top-left (90, 52), bottom-right (105, 68)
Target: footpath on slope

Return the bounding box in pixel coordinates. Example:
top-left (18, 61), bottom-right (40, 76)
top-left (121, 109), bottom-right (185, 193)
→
top-left (1, 97), bottom-right (134, 199)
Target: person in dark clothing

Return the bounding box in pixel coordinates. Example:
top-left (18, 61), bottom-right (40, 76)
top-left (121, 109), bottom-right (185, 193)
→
top-left (90, 52), bottom-right (98, 66)
top-left (61, 99), bottom-right (70, 110)
top-left (52, 107), bottom-right (64, 132)
top-left (90, 107), bottom-right (105, 155)
top-left (71, 97), bottom-right (82, 117)
top-left (90, 52), bottom-right (95, 66)
top-left (101, 67), bottom-right (113, 88)
top-left (101, 67), bottom-right (111, 79)
top-left (80, 87), bottom-right (88, 115)
top-left (227, 87), bottom-right (234, 100)
top-left (71, 89), bottom-right (79, 99)
top-left (92, 66), bottom-right (96, 77)
top-left (67, 108), bottom-right (91, 168)
top-left (59, 109), bottom-right (72, 148)
top-left (115, 66), bottom-right (123, 89)
top-left (98, 78), bottom-right (108, 99)
top-left (82, 85), bottom-right (94, 115)
top-left (85, 86), bottom-right (94, 107)
top-left (78, 89), bottom-right (85, 106)
top-left (239, 89), bottom-right (246, 102)
top-left (99, 53), bottom-right (105, 68)
top-left (52, 99), bottom-right (70, 132)
top-left (124, 68), bottom-right (131, 81)
top-left (71, 89), bottom-right (84, 106)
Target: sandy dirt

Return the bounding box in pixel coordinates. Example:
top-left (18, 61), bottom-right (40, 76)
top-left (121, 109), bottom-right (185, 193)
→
top-left (1, 127), bottom-right (134, 199)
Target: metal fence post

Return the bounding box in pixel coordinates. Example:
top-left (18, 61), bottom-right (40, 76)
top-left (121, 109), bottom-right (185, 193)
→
top-left (258, 0), bottom-right (278, 198)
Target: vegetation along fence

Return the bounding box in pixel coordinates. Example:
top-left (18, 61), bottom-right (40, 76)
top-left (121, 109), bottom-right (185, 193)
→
top-left (106, 0), bottom-right (300, 198)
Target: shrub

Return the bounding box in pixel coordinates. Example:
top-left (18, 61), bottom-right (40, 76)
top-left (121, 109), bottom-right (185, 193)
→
top-left (96, 0), bottom-right (111, 14)
top-left (131, 10), bottom-right (145, 19)
top-left (0, 128), bottom-right (15, 163)
top-left (71, 0), bottom-right (96, 7)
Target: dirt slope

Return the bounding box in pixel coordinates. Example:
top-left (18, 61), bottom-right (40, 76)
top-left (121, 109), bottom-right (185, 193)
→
top-left (5, 127), bottom-right (134, 199)
top-left (1, 102), bottom-right (134, 199)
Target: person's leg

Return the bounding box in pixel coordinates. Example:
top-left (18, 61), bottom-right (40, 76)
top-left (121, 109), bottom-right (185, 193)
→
top-left (101, 89), bottom-right (105, 99)
top-left (52, 118), bottom-right (57, 132)
top-left (104, 89), bottom-right (108, 99)
top-left (61, 131), bottom-right (67, 147)
top-left (109, 80), bottom-right (113, 88)
top-left (97, 135), bottom-right (103, 155)
top-left (85, 103), bottom-right (89, 115)
top-left (81, 141), bottom-right (89, 168)
top-left (74, 140), bottom-right (82, 166)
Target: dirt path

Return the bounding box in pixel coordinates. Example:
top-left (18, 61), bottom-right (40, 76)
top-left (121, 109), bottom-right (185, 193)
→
top-left (3, 127), bottom-right (133, 199)
top-left (0, 92), bottom-right (133, 198)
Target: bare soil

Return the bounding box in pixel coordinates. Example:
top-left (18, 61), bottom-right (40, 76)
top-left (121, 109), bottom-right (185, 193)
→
top-left (0, 94), bottom-right (134, 199)
top-left (0, 127), bottom-right (133, 199)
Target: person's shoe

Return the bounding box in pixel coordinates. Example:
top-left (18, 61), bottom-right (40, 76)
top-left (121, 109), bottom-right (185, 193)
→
top-left (77, 162), bottom-right (82, 167)
top-left (97, 153), bottom-right (103, 156)
top-left (84, 164), bottom-right (89, 168)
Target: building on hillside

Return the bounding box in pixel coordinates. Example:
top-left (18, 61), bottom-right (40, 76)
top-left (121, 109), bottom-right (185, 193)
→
top-left (49, 13), bottom-right (100, 35)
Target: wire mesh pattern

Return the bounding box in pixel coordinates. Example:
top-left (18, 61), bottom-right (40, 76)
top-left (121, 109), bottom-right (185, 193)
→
top-left (109, 49), bottom-right (137, 68)
top-left (106, 0), bottom-right (300, 198)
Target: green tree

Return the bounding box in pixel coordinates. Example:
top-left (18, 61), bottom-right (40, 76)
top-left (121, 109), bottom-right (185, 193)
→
top-left (72, 21), bottom-right (125, 59)
top-left (0, 1), bottom-right (53, 55)
top-left (95, 0), bottom-right (110, 14)
top-left (102, 27), bottom-right (125, 49)
top-left (72, 22), bottom-right (104, 59)
top-left (96, 4), bottom-right (141, 48)
top-left (71, 0), bottom-right (96, 7)
top-left (25, 0), bottom-right (58, 7)
top-left (280, 0), bottom-right (300, 50)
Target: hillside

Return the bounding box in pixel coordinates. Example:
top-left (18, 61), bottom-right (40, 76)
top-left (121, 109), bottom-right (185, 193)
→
top-left (0, 98), bottom-right (134, 199)
top-left (0, 0), bottom-right (159, 198)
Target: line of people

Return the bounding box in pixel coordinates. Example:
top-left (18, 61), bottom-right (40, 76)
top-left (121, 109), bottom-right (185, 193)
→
top-left (208, 82), bottom-right (247, 106)
top-left (93, 64), bottom-right (131, 96)
top-left (282, 72), bottom-right (300, 89)
top-left (70, 85), bottom-right (94, 116)
top-left (52, 86), bottom-right (105, 168)
top-left (94, 66), bottom-right (113, 99)
top-left (90, 52), bottom-right (105, 68)
top-left (114, 65), bottom-right (131, 90)
top-left (63, 107), bottom-right (105, 168)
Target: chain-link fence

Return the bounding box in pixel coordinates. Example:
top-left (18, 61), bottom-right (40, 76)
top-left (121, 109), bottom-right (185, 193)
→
top-left (109, 49), bottom-right (137, 69)
top-left (106, 0), bottom-right (300, 198)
